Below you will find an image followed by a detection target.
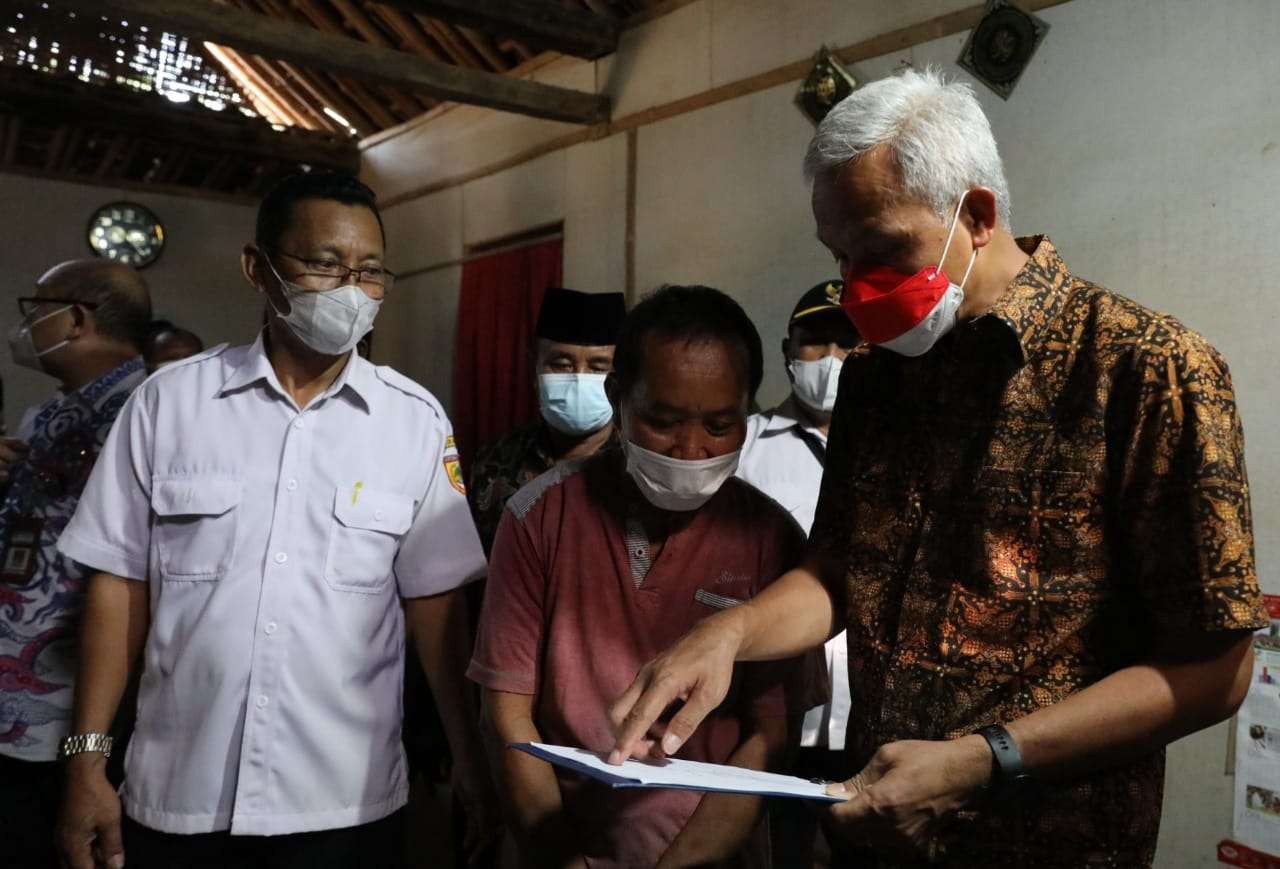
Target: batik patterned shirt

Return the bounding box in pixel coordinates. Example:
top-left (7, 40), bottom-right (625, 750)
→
top-left (0, 357), bottom-right (146, 761)
top-left (809, 237), bottom-right (1267, 868)
top-left (469, 422), bottom-right (619, 554)
top-left (469, 423), bottom-right (557, 555)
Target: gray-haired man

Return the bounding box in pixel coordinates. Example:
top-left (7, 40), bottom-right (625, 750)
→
top-left (608, 68), bottom-right (1265, 868)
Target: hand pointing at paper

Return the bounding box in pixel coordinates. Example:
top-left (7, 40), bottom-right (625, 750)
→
top-left (607, 556), bottom-right (840, 765)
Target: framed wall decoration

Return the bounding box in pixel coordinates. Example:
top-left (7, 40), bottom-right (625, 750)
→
top-left (795, 47), bottom-right (858, 125)
top-left (957, 0), bottom-right (1050, 100)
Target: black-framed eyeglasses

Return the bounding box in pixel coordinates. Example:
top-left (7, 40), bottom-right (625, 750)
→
top-left (16, 296), bottom-right (98, 323)
top-left (268, 250), bottom-right (396, 291)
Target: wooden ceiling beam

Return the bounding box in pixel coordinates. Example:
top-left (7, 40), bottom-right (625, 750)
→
top-left (237, 0), bottom-right (382, 134)
top-left (204, 152), bottom-right (237, 189)
top-left (58, 126), bottom-right (87, 173)
top-left (3, 116), bottom-right (23, 165)
top-left (93, 133), bottom-right (131, 179)
top-left (43, 125), bottom-right (71, 172)
top-left (57, 0), bottom-right (609, 124)
top-left (0, 66), bottom-right (359, 175)
top-left (290, 0), bottom-right (431, 121)
top-left (372, 0), bottom-right (619, 59)
top-left (159, 147), bottom-right (195, 184)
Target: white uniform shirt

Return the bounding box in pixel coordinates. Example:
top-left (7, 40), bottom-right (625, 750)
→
top-left (58, 334), bottom-right (486, 836)
top-left (737, 396), bottom-right (850, 751)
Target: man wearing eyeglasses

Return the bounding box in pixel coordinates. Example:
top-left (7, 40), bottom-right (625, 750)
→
top-left (0, 259), bottom-right (151, 869)
top-left (54, 173), bottom-right (498, 869)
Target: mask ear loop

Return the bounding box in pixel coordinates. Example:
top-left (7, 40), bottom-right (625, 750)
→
top-left (934, 192), bottom-right (972, 279)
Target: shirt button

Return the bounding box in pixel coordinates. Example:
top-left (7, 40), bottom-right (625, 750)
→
top-left (256, 695), bottom-right (269, 709)
top-left (374, 509), bottom-right (385, 522)
top-left (274, 552), bottom-right (288, 564)
top-left (293, 419), bottom-right (305, 430)
top-left (286, 479), bottom-right (298, 491)
top-left (264, 621), bottom-right (277, 635)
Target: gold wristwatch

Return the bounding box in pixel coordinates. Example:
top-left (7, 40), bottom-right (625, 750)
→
top-left (58, 732), bottom-right (114, 760)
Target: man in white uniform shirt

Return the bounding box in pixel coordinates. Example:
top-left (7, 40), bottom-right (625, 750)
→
top-left (736, 281), bottom-right (858, 867)
top-left (54, 173), bottom-right (496, 869)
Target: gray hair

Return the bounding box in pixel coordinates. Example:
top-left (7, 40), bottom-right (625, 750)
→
top-left (803, 67), bottom-right (1012, 228)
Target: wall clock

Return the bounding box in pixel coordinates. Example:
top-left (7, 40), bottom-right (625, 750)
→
top-left (87, 201), bottom-right (165, 268)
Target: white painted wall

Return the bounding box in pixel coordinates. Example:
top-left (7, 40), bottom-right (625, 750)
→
top-left (0, 174), bottom-right (261, 432)
top-left (364, 2), bottom-right (1280, 863)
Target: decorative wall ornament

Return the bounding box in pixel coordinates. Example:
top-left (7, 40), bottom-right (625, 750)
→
top-left (957, 0), bottom-right (1050, 100)
top-left (795, 47), bottom-right (858, 125)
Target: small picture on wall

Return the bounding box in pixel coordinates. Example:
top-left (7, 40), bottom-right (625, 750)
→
top-left (795, 47), bottom-right (858, 125)
top-left (957, 0), bottom-right (1050, 100)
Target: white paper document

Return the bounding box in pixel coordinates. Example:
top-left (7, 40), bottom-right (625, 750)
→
top-left (512, 742), bottom-right (845, 803)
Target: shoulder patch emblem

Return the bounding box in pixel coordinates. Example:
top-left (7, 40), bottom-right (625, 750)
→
top-left (443, 436), bottom-right (466, 494)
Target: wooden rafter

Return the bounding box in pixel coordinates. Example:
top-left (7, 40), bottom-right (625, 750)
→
top-left (232, 0), bottom-right (383, 134)
top-left (58, 127), bottom-right (86, 173)
top-left (241, 55), bottom-right (340, 133)
top-left (417, 16), bottom-right (485, 69)
top-left (0, 66), bottom-right (358, 177)
top-left (276, 60), bottom-right (380, 136)
top-left (366, 3), bottom-right (449, 65)
top-left (57, 0), bottom-right (609, 124)
top-left (456, 25), bottom-right (512, 72)
top-left (372, 0), bottom-right (619, 58)
top-left (214, 46), bottom-right (315, 129)
top-left (290, 0), bottom-right (433, 118)
top-left (2, 116), bottom-right (23, 165)
top-left (43, 125), bottom-right (71, 172)
top-left (93, 133), bottom-right (131, 179)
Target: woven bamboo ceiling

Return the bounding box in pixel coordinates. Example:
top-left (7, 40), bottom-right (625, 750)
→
top-left (0, 0), bottom-right (657, 198)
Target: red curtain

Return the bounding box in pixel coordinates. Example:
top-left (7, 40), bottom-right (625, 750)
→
top-left (453, 237), bottom-right (563, 476)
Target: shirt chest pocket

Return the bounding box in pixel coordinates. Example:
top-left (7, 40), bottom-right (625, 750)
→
top-left (325, 487), bottom-right (415, 594)
top-left (151, 478), bottom-right (243, 581)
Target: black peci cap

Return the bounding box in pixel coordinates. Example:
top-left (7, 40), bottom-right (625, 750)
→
top-left (535, 288), bottom-right (627, 346)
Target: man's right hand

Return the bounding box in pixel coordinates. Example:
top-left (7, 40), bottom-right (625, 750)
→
top-left (607, 608), bottom-right (746, 765)
top-left (57, 755), bottom-right (125, 869)
top-left (0, 437), bottom-right (28, 482)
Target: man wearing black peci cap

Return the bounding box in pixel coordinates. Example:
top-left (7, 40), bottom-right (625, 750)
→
top-left (468, 288), bottom-right (626, 553)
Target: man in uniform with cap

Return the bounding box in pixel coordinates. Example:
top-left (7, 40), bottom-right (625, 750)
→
top-left (468, 288), bottom-right (627, 553)
top-left (736, 280), bottom-right (858, 867)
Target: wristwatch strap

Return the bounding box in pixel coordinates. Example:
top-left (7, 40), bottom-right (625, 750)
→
top-left (58, 732), bottom-right (113, 760)
top-left (977, 724), bottom-right (1026, 785)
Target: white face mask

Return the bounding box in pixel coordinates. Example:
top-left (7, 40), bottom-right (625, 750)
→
top-left (622, 438), bottom-right (741, 512)
top-left (788, 355), bottom-right (842, 414)
top-left (265, 259), bottom-right (381, 357)
top-left (538, 373), bottom-right (613, 436)
top-left (7, 304), bottom-right (72, 373)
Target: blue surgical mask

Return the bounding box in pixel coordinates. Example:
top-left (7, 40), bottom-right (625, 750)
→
top-left (538, 373), bottom-right (613, 436)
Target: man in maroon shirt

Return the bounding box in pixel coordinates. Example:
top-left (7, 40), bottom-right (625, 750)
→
top-left (469, 285), bottom-right (825, 868)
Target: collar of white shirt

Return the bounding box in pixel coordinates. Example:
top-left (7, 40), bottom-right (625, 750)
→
top-left (218, 330), bottom-right (374, 414)
top-left (761, 394), bottom-right (827, 443)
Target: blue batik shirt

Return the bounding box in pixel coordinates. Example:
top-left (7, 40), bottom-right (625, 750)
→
top-left (0, 356), bottom-right (146, 761)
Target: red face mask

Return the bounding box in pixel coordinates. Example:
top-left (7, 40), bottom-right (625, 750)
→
top-left (840, 195), bottom-right (976, 357)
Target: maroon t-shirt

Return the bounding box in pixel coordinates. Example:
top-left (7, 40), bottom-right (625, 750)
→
top-left (469, 453), bottom-right (826, 868)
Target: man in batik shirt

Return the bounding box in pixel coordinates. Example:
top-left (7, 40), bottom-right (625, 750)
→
top-left (608, 68), bottom-right (1267, 869)
top-left (0, 260), bottom-right (151, 867)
